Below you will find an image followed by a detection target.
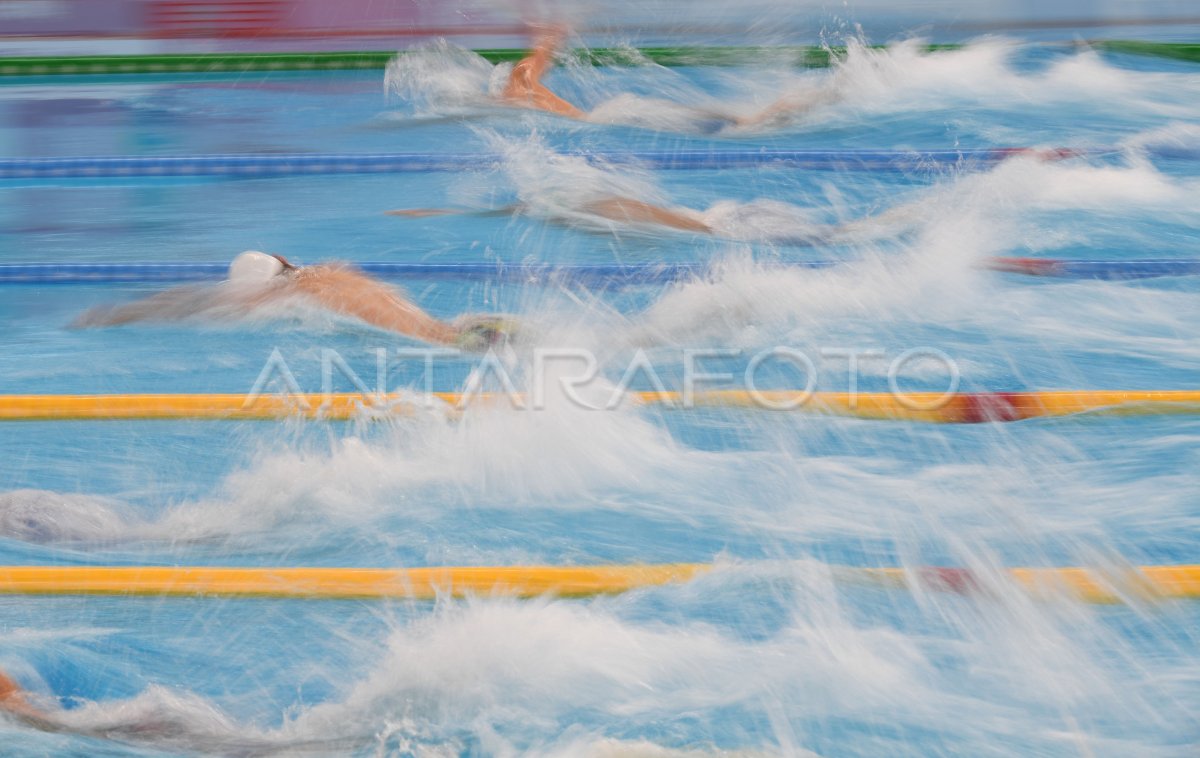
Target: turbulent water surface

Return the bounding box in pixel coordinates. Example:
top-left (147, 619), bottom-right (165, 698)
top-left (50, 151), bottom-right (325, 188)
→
top-left (1, 33), bottom-right (1199, 756)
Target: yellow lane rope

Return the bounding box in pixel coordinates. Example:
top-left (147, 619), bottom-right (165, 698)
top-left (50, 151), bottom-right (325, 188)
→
top-left (0, 564), bottom-right (1196, 603)
top-left (2, 390), bottom-right (1200, 422)
top-left (0, 564), bottom-right (708, 600)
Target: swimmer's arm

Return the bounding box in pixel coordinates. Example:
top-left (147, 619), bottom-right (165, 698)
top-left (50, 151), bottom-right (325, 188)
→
top-left (733, 85), bottom-right (841, 128)
top-left (825, 197), bottom-right (926, 240)
top-left (581, 196), bottom-right (713, 234)
top-left (502, 25), bottom-right (585, 119)
top-left (521, 24), bottom-right (568, 79)
top-left (290, 266), bottom-right (460, 345)
top-left (70, 286), bottom-right (236, 328)
top-left (384, 204), bottom-right (522, 218)
top-left (0, 670), bottom-right (63, 733)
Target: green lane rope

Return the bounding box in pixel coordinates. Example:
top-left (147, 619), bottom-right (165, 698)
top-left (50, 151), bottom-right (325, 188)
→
top-left (1096, 41), bottom-right (1200, 63)
top-left (0, 45), bottom-right (959, 78)
top-left (0, 42), bottom-right (1194, 79)
top-left (0, 51), bottom-right (398, 77)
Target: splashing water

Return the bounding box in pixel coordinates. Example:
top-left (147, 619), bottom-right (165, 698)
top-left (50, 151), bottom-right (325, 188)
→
top-left (3, 28), bottom-right (1200, 758)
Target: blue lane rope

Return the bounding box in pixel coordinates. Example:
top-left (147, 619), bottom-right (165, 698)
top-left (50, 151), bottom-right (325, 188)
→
top-left (1, 147), bottom-right (1178, 179)
top-left (1002, 259), bottom-right (1200, 279)
top-left (0, 262), bottom-right (796, 285)
top-left (2, 259), bottom-right (1197, 285)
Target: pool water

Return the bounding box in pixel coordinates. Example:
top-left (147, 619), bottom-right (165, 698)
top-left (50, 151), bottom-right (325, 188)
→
top-left (1, 39), bottom-right (1200, 755)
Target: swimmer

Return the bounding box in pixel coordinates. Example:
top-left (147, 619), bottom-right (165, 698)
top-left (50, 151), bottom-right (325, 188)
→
top-left (73, 251), bottom-right (516, 351)
top-left (1, 670), bottom-right (157, 745)
top-left (389, 195), bottom-right (713, 234)
top-left (0, 669), bottom-right (57, 732)
top-left (0, 668), bottom-right (171, 740)
top-left (500, 25), bottom-right (834, 130)
top-left (387, 141), bottom-right (1077, 242)
top-left (388, 191), bottom-right (920, 244)
top-left (0, 667), bottom-right (356, 750)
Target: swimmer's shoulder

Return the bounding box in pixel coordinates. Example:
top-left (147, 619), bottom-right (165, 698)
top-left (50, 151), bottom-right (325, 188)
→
top-left (287, 261), bottom-right (384, 293)
top-left (292, 261), bottom-right (360, 278)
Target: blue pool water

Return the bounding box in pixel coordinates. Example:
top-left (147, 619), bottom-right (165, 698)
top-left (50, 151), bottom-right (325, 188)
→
top-left (1, 39), bottom-right (1200, 755)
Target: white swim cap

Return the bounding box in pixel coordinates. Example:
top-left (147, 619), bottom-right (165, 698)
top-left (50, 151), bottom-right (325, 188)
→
top-left (229, 251), bottom-right (284, 283)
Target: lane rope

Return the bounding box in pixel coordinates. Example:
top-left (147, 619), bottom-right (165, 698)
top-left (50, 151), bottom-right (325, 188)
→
top-left (0, 45), bottom-right (965, 77)
top-left (0, 564), bottom-right (707, 600)
top-left (0, 261), bottom-right (828, 285)
top-left (2, 391), bottom-right (1200, 423)
top-left (1, 258), bottom-right (1197, 285)
top-left (986, 257), bottom-right (1200, 280)
top-left (0, 42), bottom-right (1194, 78)
top-left (0, 148), bottom-right (1163, 180)
top-left (0, 563), bottom-right (1194, 603)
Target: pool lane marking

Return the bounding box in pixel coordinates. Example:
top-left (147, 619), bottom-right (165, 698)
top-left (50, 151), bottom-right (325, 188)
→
top-left (0, 46), bottom-right (958, 78)
top-left (0, 42), bottom-right (1194, 78)
top-left (844, 565), bottom-right (1200, 604)
top-left (0, 564), bottom-right (706, 600)
top-left (0, 148), bottom-right (1126, 178)
top-left (2, 258), bottom-right (1198, 284)
top-left (0, 564), bottom-right (1195, 603)
top-left (2, 391), bottom-right (1200, 423)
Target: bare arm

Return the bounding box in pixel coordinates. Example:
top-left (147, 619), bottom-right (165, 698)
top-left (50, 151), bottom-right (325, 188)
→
top-left (0, 670), bottom-right (62, 733)
top-left (387, 196), bottom-right (713, 235)
top-left (290, 265), bottom-right (460, 345)
top-left (384, 208), bottom-right (467, 218)
top-left (70, 284), bottom-right (264, 328)
top-left (517, 26), bottom-right (563, 79)
top-left (733, 85), bottom-right (842, 129)
top-left (502, 27), bottom-right (585, 119)
top-left (581, 196), bottom-right (713, 234)
top-left (824, 197), bottom-right (929, 242)
top-left (0, 668), bottom-right (202, 742)
top-left (384, 204), bottom-right (522, 218)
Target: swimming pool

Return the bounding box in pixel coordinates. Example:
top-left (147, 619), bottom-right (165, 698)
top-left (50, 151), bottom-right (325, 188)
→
top-left (1, 38), bottom-right (1199, 755)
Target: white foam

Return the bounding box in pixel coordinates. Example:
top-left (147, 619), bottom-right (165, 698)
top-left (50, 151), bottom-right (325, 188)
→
top-left (0, 490), bottom-right (134, 543)
top-left (384, 41), bottom-right (499, 115)
top-left (379, 37), bottom-right (1200, 137)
